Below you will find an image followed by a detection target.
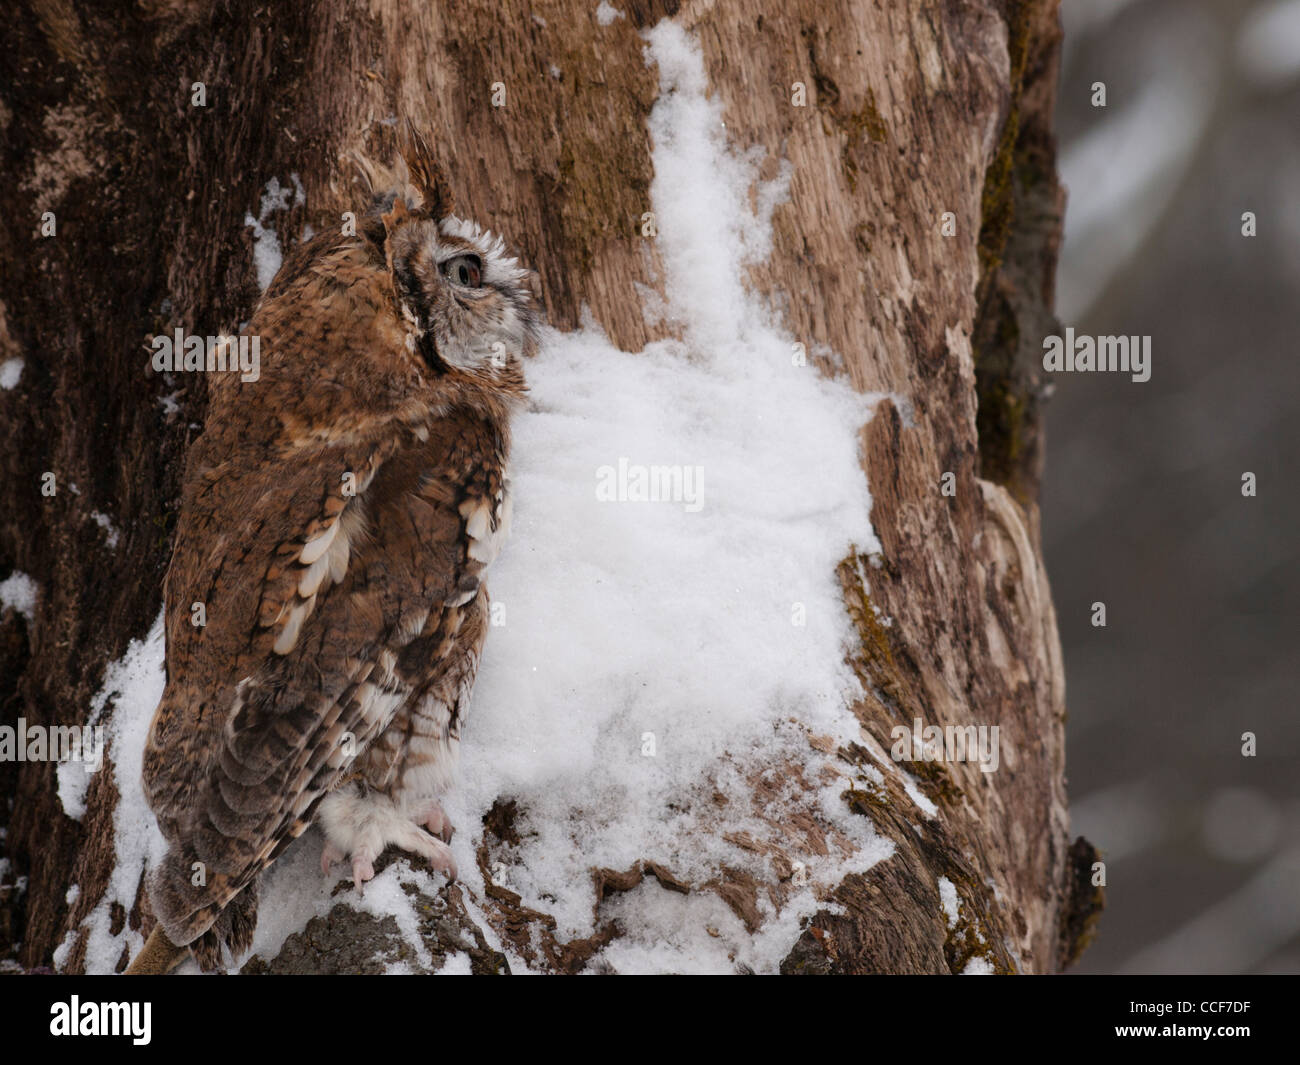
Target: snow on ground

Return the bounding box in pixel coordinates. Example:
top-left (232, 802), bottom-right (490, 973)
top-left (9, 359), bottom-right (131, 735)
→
top-left (438, 951), bottom-right (473, 975)
top-left (67, 22), bottom-right (903, 974)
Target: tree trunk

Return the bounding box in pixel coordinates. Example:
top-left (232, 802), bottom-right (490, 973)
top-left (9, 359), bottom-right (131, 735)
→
top-left (0, 0), bottom-right (1099, 974)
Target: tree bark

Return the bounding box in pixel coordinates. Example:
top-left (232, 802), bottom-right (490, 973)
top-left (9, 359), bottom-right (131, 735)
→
top-left (0, 0), bottom-right (1099, 973)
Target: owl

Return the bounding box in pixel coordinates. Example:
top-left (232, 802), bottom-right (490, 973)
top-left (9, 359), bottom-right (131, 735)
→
top-left (127, 129), bottom-right (537, 973)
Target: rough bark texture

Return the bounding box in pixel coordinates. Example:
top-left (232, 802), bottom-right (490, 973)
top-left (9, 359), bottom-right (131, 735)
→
top-left (0, 0), bottom-right (1099, 973)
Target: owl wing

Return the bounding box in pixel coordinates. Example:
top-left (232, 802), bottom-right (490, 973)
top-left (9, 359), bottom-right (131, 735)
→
top-left (352, 431), bottom-right (510, 791)
top-left (146, 403), bottom-right (511, 948)
top-left (143, 426), bottom-right (467, 945)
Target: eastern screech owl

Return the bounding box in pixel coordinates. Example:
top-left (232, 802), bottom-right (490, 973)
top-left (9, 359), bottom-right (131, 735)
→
top-left (137, 130), bottom-right (536, 972)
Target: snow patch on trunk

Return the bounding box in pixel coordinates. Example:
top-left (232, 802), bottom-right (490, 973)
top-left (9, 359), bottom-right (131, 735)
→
top-left (244, 174), bottom-right (305, 293)
top-left (441, 21), bottom-right (890, 972)
top-left (54, 613), bottom-right (167, 972)
top-left (0, 571), bottom-right (37, 620)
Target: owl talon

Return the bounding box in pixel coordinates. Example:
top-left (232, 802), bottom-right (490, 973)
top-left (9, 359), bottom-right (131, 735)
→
top-left (421, 835), bottom-right (458, 882)
top-left (352, 855), bottom-right (376, 893)
top-left (321, 842), bottom-right (346, 875)
top-left (416, 800), bottom-right (455, 844)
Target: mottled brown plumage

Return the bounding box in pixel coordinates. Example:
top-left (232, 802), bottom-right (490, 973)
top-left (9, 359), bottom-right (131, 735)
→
top-left (136, 132), bottom-right (537, 972)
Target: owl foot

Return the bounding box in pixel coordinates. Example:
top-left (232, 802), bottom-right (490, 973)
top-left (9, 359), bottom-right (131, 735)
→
top-left (321, 841), bottom-right (344, 875)
top-left (319, 841), bottom-right (379, 892)
top-left (318, 789), bottom-right (459, 890)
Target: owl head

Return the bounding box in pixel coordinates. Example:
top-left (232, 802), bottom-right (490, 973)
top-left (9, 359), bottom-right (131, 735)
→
top-left (358, 128), bottom-right (537, 393)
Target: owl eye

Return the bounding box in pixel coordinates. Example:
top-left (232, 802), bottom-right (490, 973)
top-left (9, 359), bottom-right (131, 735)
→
top-left (442, 254), bottom-right (482, 288)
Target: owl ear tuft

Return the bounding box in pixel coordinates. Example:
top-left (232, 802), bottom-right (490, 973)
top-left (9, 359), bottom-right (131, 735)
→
top-left (401, 120), bottom-right (454, 222)
top-left (381, 195), bottom-right (411, 238)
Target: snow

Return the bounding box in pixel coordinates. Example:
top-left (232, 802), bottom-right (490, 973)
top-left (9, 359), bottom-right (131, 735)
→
top-left (0, 571), bottom-right (36, 620)
top-left (0, 357), bottom-right (22, 389)
top-left (898, 768), bottom-right (939, 818)
top-left (249, 843), bottom-right (485, 974)
top-left (54, 613), bottom-right (167, 972)
top-left (55, 758), bottom-right (91, 823)
top-left (459, 892), bottom-right (529, 974)
top-left (940, 877), bottom-right (996, 973)
top-left (235, 826), bottom-right (335, 966)
top-left (595, 883), bottom-right (756, 974)
top-left (244, 174), bottom-right (305, 293)
top-left (438, 951), bottom-right (473, 975)
top-left (77, 22), bottom-right (901, 975)
top-left (937, 875), bottom-right (959, 928)
top-left (595, 2), bottom-right (624, 26)
top-left (348, 863), bottom-right (434, 970)
top-left (90, 510), bottom-right (120, 550)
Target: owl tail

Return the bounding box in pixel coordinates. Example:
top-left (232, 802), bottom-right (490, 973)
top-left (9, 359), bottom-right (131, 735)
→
top-left (123, 925), bottom-right (188, 975)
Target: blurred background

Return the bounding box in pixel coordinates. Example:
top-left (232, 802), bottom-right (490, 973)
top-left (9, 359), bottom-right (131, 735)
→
top-left (1048, 0), bottom-right (1299, 973)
